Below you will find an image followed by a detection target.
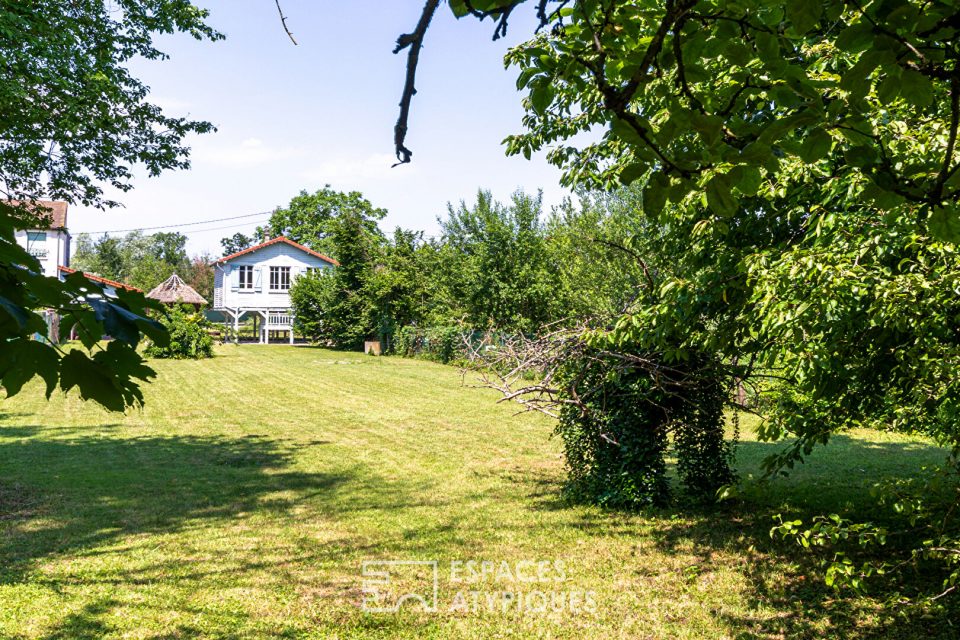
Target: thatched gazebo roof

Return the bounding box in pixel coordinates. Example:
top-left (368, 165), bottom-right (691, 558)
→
top-left (147, 273), bottom-right (207, 307)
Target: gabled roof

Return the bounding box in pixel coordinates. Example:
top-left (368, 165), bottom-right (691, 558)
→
top-left (216, 235), bottom-right (339, 266)
top-left (6, 200), bottom-right (68, 229)
top-left (58, 266), bottom-right (142, 292)
top-left (147, 273), bottom-right (207, 305)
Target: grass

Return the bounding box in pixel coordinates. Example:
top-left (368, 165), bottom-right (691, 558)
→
top-left (0, 345), bottom-right (955, 639)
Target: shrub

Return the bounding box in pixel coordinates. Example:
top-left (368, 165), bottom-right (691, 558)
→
top-left (553, 348), bottom-right (736, 508)
top-left (554, 353), bottom-right (673, 508)
top-left (392, 325), bottom-right (466, 364)
top-left (144, 306), bottom-right (214, 359)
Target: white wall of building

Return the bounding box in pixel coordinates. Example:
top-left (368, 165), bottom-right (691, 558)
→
top-left (215, 241), bottom-right (334, 310)
top-left (15, 228), bottom-right (70, 278)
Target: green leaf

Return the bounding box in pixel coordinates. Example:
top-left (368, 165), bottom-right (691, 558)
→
top-left (0, 339), bottom-right (59, 398)
top-left (799, 128), bottom-right (834, 163)
top-left (730, 165), bottom-right (764, 196)
top-left (899, 69), bottom-right (933, 108)
top-left (643, 172), bottom-right (670, 216)
top-left (928, 206), bottom-right (960, 242)
top-left (620, 162), bottom-right (647, 186)
top-left (706, 175), bottom-right (738, 217)
top-left (835, 22), bottom-right (875, 53)
top-left (876, 73), bottom-right (901, 105)
top-left (529, 83), bottom-right (554, 116)
top-left (786, 0), bottom-right (822, 35)
top-left (59, 350), bottom-right (125, 412)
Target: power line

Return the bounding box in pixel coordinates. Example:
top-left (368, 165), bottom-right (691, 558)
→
top-left (82, 210), bottom-right (273, 235)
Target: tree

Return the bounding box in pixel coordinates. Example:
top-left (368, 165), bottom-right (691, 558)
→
top-left (438, 189), bottom-right (563, 332)
top-left (71, 231), bottom-right (193, 293)
top-left (287, 188), bottom-right (386, 349)
top-left (0, 1), bottom-right (220, 409)
top-left (220, 232), bottom-right (253, 256)
top-left (391, 0), bottom-right (960, 599)
top-left (259, 186), bottom-right (387, 258)
top-left (183, 253), bottom-right (215, 305)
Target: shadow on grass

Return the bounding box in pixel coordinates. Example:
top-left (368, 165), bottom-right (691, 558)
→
top-left (0, 430), bottom-right (354, 588)
top-left (522, 436), bottom-right (958, 639)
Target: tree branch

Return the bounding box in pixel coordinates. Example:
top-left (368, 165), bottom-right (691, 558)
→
top-left (274, 0), bottom-right (297, 45)
top-left (392, 0), bottom-right (442, 166)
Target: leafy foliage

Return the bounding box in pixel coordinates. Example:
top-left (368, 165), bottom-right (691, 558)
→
top-left (0, 221), bottom-right (170, 411)
top-left (426, 0), bottom-right (960, 604)
top-left (0, 1), bottom-right (220, 409)
top-left (144, 305), bottom-right (214, 359)
top-left (220, 232), bottom-right (253, 257)
top-left (289, 191), bottom-right (385, 349)
top-left (392, 325), bottom-right (467, 364)
top-left (72, 230), bottom-right (213, 301)
top-left (437, 190), bottom-right (564, 332)
top-left (554, 348), bottom-right (673, 507)
top-left (258, 186), bottom-right (386, 258)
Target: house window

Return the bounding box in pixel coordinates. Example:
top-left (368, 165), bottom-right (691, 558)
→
top-left (269, 266), bottom-right (291, 291)
top-left (26, 231), bottom-right (48, 258)
top-left (238, 265), bottom-right (254, 290)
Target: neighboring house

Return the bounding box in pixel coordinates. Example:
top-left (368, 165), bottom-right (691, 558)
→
top-left (12, 200), bottom-right (71, 278)
top-left (212, 236), bottom-right (338, 344)
top-left (58, 266), bottom-right (142, 298)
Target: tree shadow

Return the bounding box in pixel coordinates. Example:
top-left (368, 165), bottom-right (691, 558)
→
top-left (0, 431), bottom-right (354, 587)
top-left (518, 435), bottom-right (958, 638)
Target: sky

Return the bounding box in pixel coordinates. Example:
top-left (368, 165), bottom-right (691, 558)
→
top-left (70, 1), bottom-right (571, 255)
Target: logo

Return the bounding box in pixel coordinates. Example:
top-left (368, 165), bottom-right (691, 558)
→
top-left (361, 560), bottom-right (439, 613)
top-left (360, 559), bottom-right (596, 615)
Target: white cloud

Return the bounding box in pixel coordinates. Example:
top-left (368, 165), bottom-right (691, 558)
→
top-left (300, 153), bottom-right (414, 182)
top-left (194, 138), bottom-right (306, 168)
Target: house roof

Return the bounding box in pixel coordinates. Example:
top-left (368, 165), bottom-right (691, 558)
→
top-left (58, 266), bottom-right (142, 292)
top-left (6, 200), bottom-right (68, 229)
top-left (216, 236), bottom-right (339, 266)
top-left (146, 273), bottom-right (208, 306)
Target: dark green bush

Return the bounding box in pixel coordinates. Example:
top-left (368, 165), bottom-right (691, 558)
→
top-left (144, 306), bottom-right (214, 359)
top-left (554, 349), bottom-right (735, 508)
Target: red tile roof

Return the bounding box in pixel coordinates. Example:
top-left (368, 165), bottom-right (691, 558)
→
top-left (6, 200), bottom-right (68, 229)
top-left (58, 266), bottom-right (142, 292)
top-left (215, 235), bottom-right (339, 266)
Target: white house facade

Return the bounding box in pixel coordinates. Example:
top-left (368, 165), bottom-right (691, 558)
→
top-left (213, 236), bottom-right (337, 344)
top-left (12, 200), bottom-right (71, 278)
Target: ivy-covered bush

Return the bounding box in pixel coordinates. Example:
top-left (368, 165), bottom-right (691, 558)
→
top-left (144, 306), bottom-right (214, 360)
top-left (553, 348), bottom-right (736, 508)
top-left (555, 357), bottom-right (672, 508)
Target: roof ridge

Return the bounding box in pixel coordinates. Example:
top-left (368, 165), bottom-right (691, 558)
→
top-left (215, 235), bottom-right (339, 266)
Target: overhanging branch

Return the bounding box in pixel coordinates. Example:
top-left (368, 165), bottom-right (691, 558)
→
top-left (392, 0), bottom-right (442, 166)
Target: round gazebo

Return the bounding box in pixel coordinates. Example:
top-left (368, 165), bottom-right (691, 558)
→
top-left (146, 273), bottom-right (207, 309)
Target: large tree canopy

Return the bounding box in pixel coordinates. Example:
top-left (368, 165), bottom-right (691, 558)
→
top-left (0, 1), bottom-right (221, 409)
top-left (387, 0), bottom-right (960, 601)
top-left (389, 0), bottom-right (960, 458)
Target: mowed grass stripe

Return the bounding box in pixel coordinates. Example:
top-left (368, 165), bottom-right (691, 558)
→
top-left (0, 345), bottom-right (953, 639)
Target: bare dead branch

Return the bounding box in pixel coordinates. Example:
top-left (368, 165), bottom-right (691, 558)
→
top-left (392, 0), bottom-right (442, 166)
top-left (274, 0), bottom-right (298, 45)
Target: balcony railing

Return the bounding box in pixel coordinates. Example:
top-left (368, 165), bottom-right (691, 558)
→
top-left (267, 313), bottom-right (291, 327)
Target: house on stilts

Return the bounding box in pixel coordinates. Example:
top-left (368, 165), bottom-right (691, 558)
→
top-left (211, 236), bottom-right (338, 344)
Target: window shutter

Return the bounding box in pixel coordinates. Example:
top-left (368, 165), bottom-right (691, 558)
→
top-left (254, 267), bottom-right (263, 292)
top-left (229, 266), bottom-right (239, 292)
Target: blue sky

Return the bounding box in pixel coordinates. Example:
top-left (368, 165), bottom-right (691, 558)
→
top-left (71, 1), bottom-right (570, 255)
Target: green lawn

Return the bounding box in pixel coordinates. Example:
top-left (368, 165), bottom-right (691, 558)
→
top-left (0, 346), bottom-right (954, 639)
